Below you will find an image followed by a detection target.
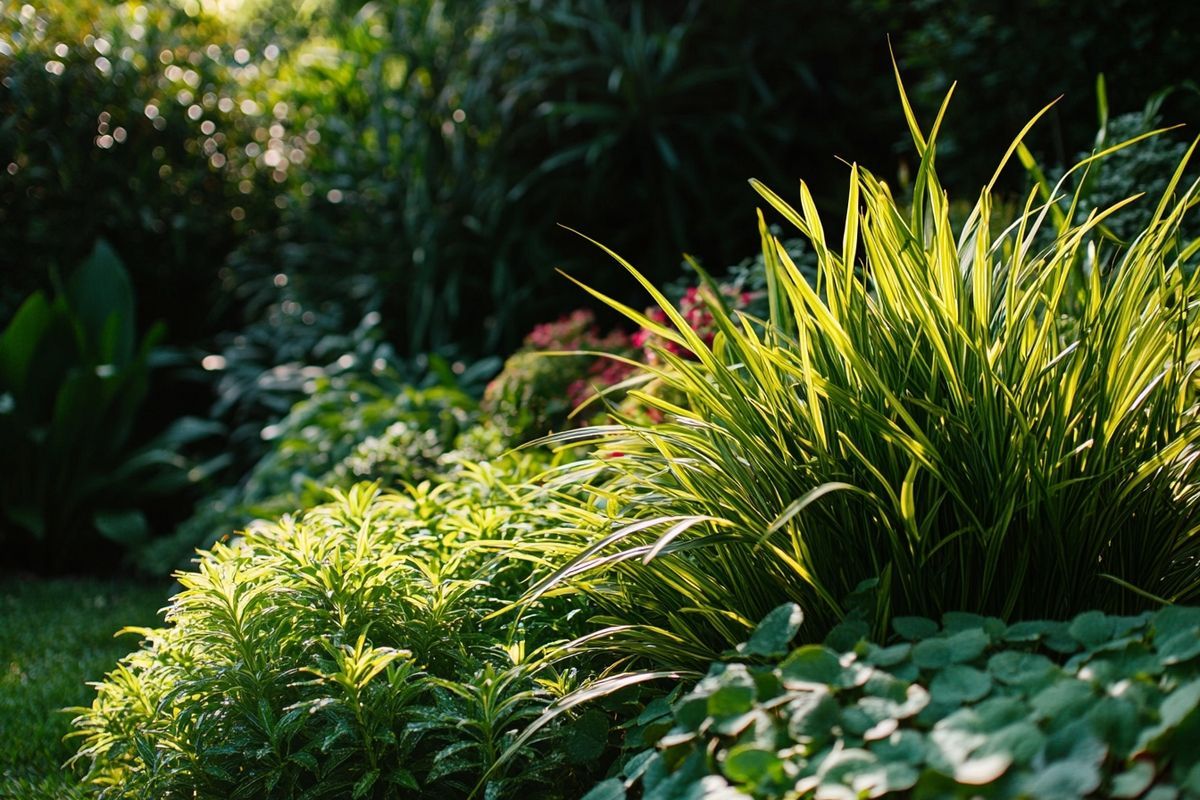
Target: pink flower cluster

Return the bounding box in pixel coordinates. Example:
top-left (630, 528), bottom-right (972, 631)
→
top-left (632, 284), bottom-right (754, 363)
top-left (525, 309), bottom-right (628, 353)
top-left (567, 356), bottom-right (636, 410)
top-left (519, 309), bottom-right (638, 414)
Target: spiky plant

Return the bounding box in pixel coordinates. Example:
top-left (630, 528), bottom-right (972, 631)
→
top-left (526, 80), bottom-right (1200, 670)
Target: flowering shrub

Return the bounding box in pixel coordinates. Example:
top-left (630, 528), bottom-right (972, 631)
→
top-left (633, 284), bottom-right (756, 364)
top-left (482, 310), bottom-right (636, 444)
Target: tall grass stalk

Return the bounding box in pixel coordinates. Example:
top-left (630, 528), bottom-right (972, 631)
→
top-left (526, 82), bottom-right (1200, 668)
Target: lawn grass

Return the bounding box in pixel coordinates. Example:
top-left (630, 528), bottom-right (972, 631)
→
top-left (0, 576), bottom-right (168, 799)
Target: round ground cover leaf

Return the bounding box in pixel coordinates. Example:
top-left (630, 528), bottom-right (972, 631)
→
top-left (972, 696), bottom-right (1027, 731)
top-left (841, 706), bottom-right (879, 738)
top-left (927, 722), bottom-right (988, 774)
top-left (930, 665), bottom-right (992, 705)
top-left (1159, 678), bottom-right (1200, 730)
top-left (1158, 630), bottom-right (1200, 666)
top-left (689, 775), bottom-right (754, 799)
top-left (1152, 606), bottom-right (1200, 640)
top-left (1003, 620), bottom-right (1054, 642)
top-left (850, 761), bottom-right (920, 797)
top-left (988, 650), bottom-right (1058, 688)
top-left (1083, 646), bottom-right (1162, 686)
top-left (780, 645), bottom-right (843, 687)
top-left (816, 747), bottom-right (879, 786)
top-left (825, 619), bottom-right (870, 652)
top-left (582, 778), bottom-right (625, 800)
top-left (787, 690), bottom-right (841, 742)
top-left (943, 628), bottom-right (991, 663)
top-left (708, 669), bottom-right (758, 718)
top-left (722, 745), bottom-right (784, 785)
top-left (1137, 678), bottom-right (1200, 751)
top-left (741, 603), bottom-right (804, 657)
top-left (1109, 761), bottom-right (1156, 798)
top-left (953, 752), bottom-right (1012, 785)
top-left (912, 638), bottom-right (955, 670)
top-left (894, 616), bottom-right (939, 640)
top-left (1030, 680), bottom-right (1097, 722)
top-left (866, 643), bottom-right (912, 668)
top-left (1020, 760), bottom-right (1102, 799)
top-left (975, 720), bottom-right (1045, 766)
top-left (943, 612), bottom-right (1005, 639)
top-left (863, 671), bottom-right (909, 703)
top-left (1042, 622), bottom-right (1082, 654)
top-left (859, 683), bottom-right (931, 728)
top-left (1069, 611), bottom-right (1115, 649)
top-left (869, 730), bottom-right (927, 765)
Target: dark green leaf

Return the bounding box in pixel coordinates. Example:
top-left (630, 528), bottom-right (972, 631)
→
top-left (894, 616), bottom-right (939, 640)
top-left (722, 745), bottom-right (782, 784)
top-left (1110, 761), bottom-right (1155, 798)
top-left (1069, 611), bottom-right (1116, 649)
top-left (929, 665), bottom-right (992, 705)
top-left (582, 778), bottom-right (625, 800)
top-left (740, 603), bottom-right (804, 657)
top-left (1021, 760), bottom-right (1102, 798)
top-left (780, 645), bottom-right (842, 686)
top-left (987, 651), bottom-right (1058, 688)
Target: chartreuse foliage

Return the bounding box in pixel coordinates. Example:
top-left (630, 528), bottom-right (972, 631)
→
top-left (529, 81), bottom-right (1200, 667)
top-left (69, 465), bottom-right (613, 800)
top-left (592, 603), bottom-right (1200, 800)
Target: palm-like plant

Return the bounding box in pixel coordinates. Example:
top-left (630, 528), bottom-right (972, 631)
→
top-left (527, 79), bottom-right (1200, 669)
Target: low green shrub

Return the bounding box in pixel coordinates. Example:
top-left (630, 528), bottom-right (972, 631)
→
top-left (594, 603), bottom-right (1200, 799)
top-left (71, 469), bottom-right (613, 799)
top-left (0, 242), bottom-right (219, 573)
top-left (529, 83), bottom-right (1200, 666)
top-left (146, 371), bottom-right (508, 574)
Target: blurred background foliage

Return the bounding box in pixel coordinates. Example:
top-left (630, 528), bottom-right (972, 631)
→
top-left (2, 0), bottom-right (1199, 571)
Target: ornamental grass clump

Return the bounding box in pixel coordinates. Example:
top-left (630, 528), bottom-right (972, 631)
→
top-left (530, 81), bottom-right (1200, 668)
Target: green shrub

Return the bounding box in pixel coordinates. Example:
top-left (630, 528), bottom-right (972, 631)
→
top-left (1037, 79), bottom-right (1200, 256)
top-left (71, 470), bottom-right (612, 799)
top-left (529, 85), bottom-right (1200, 667)
top-left (147, 370), bottom-right (506, 574)
top-left (595, 603), bottom-right (1200, 799)
top-left (0, 242), bottom-right (218, 573)
top-left (891, 0), bottom-right (1200, 194)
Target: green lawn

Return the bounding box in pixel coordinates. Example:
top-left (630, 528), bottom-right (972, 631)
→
top-left (0, 577), bottom-right (168, 800)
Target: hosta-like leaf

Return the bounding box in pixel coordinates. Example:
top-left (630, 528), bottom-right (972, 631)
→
top-left (929, 665), bottom-right (992, 705)
top-left (739, 603), bottom-right (804, 658)
top-left (780, 646), bottom-right (842, 686)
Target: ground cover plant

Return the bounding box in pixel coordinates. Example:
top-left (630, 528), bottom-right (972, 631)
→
top-left (0, 577), bottom-right (166, 800)
top-left (528, 80), bottom-right (1200, 668)
top-left (592, 603), bottom-right (1200, 799)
